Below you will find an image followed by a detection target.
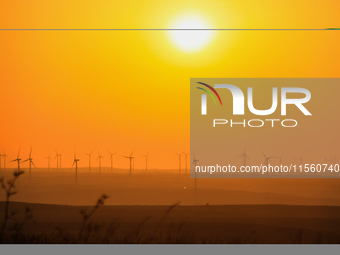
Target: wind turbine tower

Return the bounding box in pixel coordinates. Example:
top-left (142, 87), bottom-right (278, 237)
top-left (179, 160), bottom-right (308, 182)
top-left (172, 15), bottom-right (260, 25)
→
top-left (10, 147), bottom-right (22, 174)
top-left (182, 152), bottom-right (189, 174)
top-left (123, 150), bottom-right (135, 175)
top-left (85, 151), bottom-right (94, 173)
top-left (22, 146), bottom-right (36, 178)
top-left (192, 154), bottom-right (199, 189)
top-left (97, 151), bottom-right (104, 173)
top-left (175, 152), bottom-right (182, 174)
top-left (108, 151), bottom-right (116, 173)
top-left (45, 153), bottom-right (52, 171)
top-left (237, 145), bottom-right (250, 167)
top-left (142, 153), bottom-right (150, 172)
top-left (261, 149), bottom-right (275, 176)
top-left (72, 151), bottom-right (80, 184)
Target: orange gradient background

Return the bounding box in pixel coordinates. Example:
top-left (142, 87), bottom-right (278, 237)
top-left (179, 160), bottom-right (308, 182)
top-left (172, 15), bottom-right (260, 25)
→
top-left (0, 1), bottom-right (339, 170)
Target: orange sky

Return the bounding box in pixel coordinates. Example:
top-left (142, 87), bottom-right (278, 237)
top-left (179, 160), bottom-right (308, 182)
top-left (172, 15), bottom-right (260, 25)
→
top-left (0, 1), bottom-right (339, 170)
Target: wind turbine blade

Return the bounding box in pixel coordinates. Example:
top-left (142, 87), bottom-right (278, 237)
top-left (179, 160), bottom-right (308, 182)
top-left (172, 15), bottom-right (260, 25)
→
top-left (260, 148), bottom-right (266, 158)
top-left (192, 159), bottom-right (198, 165)
top-left (32, 161), bottom-right (36, 168)
top-left (130, 149), bottom-right (135, 157)
top-left (22, 159), bottom-right (29, 163)
top-left (10, 159), bottom-right (16, 162)
top-left (246, 154), bottom-right (250, 160)
top-left (17, 146), bottom-right (21, 158)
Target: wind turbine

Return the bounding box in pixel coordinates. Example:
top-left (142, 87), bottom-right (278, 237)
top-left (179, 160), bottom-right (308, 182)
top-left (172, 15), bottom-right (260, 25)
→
top-left (60, 152), bottom-right (62, 170)
top-left (97, 151), bottom-right (104, 173)
top-left (45, 153), bottom-right (53, 171)
top-left (0, 152), bottom-right (2, 173)
top-left (324, 157), bottom-right (328, 164)
top-left (236, 145), bottom-right (250, 167)
top-left (55, 150), bottom-right (62, 171)
top-left (261, 149), bottom-right (275, 167)
top-left (142, 152), bottom-right (150, 172)
top-left (85, 151), bottom-right (94, 173)
top-left (72, 150), bottom-right (80, 184)
top-left (10, 147), bottom-right (22, 174)
top-left (330, 155), bottom-right (338, 164)
top-left (292, 156), bottom-right (297, 165)
top-left (175, 152), bottom-right (182, 174)
top-left (108, 151), bottom-right (116, 173)
top-left (55, 151), bottom-right (59, 170)
top-left (276, 154), bottom-right (284, 165)
top-left (132, 158), bottom-right (135, 172)
top-left (192, 154), bottom-right (199, 189)
top-left (22, 146), bottom-right (36, 178)
top-left (123, 150), bottom-right (134, 175)
top-left (182, 152), bottom-right (189, 174)
top-left (261, 149), bottom-right (276, 176)
top-left (2, 151), bottom-right (6, 170)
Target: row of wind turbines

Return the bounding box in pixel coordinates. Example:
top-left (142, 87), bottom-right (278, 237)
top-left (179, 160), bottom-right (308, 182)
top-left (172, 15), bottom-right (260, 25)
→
top-left (1, 146), bottom-right (337, 180)
top-left (0, 147), bottom-right (153, 176)
top-left (235, 145), bottom-right (338, 167)
top-left (0, 148), bottom-right (192, 175)
top-left (0, 147), bottom-right (153, 185)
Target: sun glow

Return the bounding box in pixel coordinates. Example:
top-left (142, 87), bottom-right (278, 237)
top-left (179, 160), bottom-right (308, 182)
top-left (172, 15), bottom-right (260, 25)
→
top-left (168, 15), bottom-right (214, 52)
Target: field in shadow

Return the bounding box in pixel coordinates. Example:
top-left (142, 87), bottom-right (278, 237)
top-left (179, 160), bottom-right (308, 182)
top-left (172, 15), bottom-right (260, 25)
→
top-left (1, 201), bottom-right (340, 244)
top-left (1, 169), bottom-right (340, 243)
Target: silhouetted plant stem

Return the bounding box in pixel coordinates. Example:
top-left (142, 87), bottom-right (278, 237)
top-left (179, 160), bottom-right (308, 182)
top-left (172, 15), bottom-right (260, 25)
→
top-left (0, 170), bottom-right (24, 242)
top-left (78, 194), bottom-right (108, 241)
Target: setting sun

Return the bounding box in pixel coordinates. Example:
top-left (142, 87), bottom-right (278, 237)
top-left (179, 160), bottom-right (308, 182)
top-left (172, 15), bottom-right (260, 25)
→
top-left (168, 15), bottom-right (214, 52)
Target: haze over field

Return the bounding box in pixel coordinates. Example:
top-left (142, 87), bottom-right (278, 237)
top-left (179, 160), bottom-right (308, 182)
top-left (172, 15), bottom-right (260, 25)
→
top-left (1, 169), bottom-right (339, 206)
